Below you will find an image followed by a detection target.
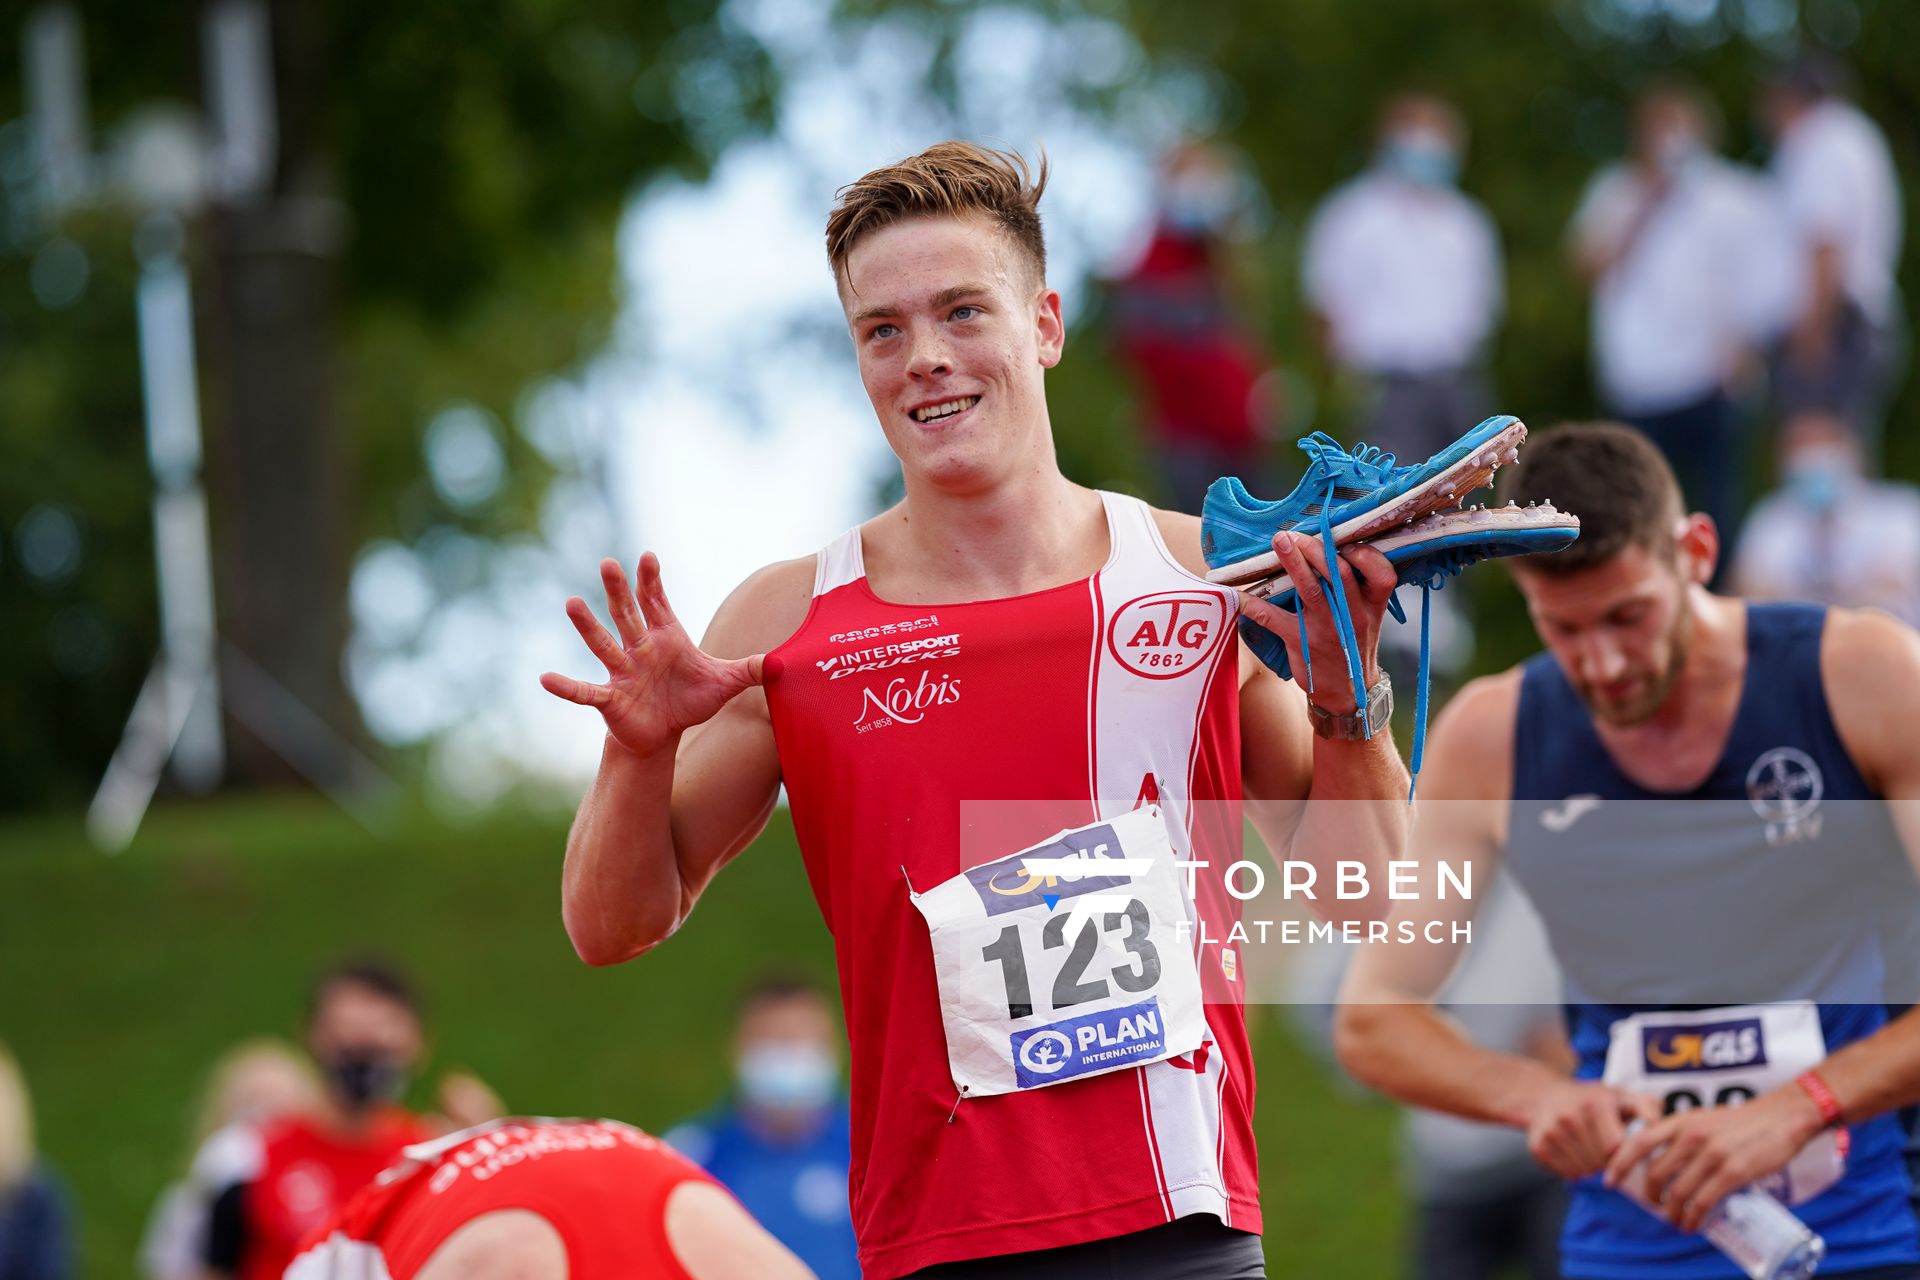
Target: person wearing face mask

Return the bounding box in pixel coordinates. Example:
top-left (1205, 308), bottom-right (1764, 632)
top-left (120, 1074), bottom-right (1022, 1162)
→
top-left (665, 979), bottom-right (858, 1280)
top-left (1301, 92), bottom-right (1503, 467)
top-left (1734, 411), bottom-right (1920, 626)
top-left (1569, 80), bottom-right (1797, 555)
top-left (1763, 53), bottom-right (1904, 456)
top-left (200, 961), bottom-right (493, 1280)
top-left (1110, 142), bottom-right (1278, 513)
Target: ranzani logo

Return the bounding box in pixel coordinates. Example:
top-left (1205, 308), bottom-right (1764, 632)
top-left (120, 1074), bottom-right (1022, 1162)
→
top-left (1106, 591), bottom-right (1230, 679)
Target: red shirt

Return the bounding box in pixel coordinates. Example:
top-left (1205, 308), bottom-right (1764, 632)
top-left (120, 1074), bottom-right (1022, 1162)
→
top-left (1112, 227), bottom-right (1267, 449)
top-left (763, 493), bottom-right (1260, 1278)
top-left (286, 1120), bottom-right (715, 1280)
top-left (235, 1110), bottom-right (431, 1280)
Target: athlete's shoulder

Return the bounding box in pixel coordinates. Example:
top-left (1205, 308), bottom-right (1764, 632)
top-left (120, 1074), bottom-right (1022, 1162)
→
top-left (1820, 605), bottom-right (1920, 695)
top-left (1425, 669), bottom-right (1523, 790)
top-left (706, 555), bottom-right (816, 659)
top-left (1819, 605), bottom-right (1920, 793)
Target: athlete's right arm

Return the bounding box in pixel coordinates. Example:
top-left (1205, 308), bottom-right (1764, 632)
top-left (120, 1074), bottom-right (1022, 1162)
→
top-left (1333, 671), bottom-right (1655, 1178)
top-left (544, 554), bottom-right (812, 966)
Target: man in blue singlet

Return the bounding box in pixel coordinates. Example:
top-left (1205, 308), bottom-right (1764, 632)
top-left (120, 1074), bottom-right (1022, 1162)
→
top-left (1335, 422), bottom-right (1920, 1279)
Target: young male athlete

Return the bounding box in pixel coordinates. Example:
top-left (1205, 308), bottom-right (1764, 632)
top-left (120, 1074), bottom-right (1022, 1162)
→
top-left (284, 1118), bottom-right (814, 1279)
top-left (1336, 423), bottom-right (1920, 1278)
top-left (542, 144), bottom-right (1422, 1278)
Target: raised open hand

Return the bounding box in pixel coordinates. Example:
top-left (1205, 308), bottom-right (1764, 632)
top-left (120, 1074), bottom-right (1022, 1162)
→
top-left (540, 554), bottom-right (763, 758)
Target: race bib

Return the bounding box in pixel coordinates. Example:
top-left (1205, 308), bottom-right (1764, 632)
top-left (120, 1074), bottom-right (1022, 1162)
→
top-left (910, 806), bottom-right (1207, 1098)
top-left (1603, 1003), bottom-right (1847, 1205)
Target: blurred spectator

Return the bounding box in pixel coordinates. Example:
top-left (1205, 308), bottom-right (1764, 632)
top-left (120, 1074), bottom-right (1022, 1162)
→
top-left (1290, 880), bottom-right (1569, 1280)
top-left (1569, 80), bottom-right (1794, 545)
top-left (1111, 141), bottom-right (1276, 512)
top-left (667, 977), bottom-right (857, 1280)
top-left (1733, 411), bottom-right (1920, 625)
top-left (201, 960), bottom-right (442, 1280)
top-left (1303, 92), bottom-right (1502, 464)
top-left (1763, 53), bottom-right (1904, 451)
top-left (139, 1040), bottom-right (323, 1280)
top-left (0, 1045), bottom-right (72, 1280)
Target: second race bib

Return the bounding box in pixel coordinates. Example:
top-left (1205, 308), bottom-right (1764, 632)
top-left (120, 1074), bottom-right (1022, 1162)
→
top-left (1603, 1002), bottom-right (1847, 1205)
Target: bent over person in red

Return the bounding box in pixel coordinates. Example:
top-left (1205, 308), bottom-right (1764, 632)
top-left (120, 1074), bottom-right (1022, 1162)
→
top-left (285, 1119), bottom-right (813, 1279)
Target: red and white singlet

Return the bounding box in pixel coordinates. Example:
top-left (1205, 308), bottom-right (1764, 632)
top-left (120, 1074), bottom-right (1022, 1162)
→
top-left (763, 491), bottom-right (1259, 1279)
top-left (284, 1119), bottom-right (716, 1280)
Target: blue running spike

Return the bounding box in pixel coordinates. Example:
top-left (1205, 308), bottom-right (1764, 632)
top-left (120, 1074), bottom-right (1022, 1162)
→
top-left (1202, 415), bottom-right (1527, 587)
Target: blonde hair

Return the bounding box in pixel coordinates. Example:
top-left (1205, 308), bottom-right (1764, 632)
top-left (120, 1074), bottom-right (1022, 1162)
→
top-left (826, 142), bottom-right (1049, 287)
top-left (0, 1043), bottom-right (34, 1192)
top-left (191, 1039), bottom-right (323, 1147)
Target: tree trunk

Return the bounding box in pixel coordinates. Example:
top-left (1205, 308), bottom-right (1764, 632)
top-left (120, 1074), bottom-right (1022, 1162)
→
top-left (199, 0), bottom-right (365, 786)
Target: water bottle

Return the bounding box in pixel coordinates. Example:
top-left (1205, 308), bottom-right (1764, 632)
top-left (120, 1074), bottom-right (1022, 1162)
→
top-left (1618, 1124), bottom-right (1827, 1280)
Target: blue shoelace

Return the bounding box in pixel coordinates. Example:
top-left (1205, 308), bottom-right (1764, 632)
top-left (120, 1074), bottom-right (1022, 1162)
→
top-left (1289, 436), bottom-right (1403, 697)
top-left (1284, 453), bottom-right (1486, 805)
top-left (1398, 546), bottom-right (1482, 802)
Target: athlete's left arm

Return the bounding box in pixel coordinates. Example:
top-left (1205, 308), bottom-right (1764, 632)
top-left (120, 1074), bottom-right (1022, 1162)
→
top-left (1604, 607), bottom-right (1920, 1231)
top-left (1156, 509), bottom-right (1410, 922)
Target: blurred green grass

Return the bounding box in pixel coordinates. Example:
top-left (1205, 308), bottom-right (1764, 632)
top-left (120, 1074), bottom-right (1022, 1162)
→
top-left (0, 796), bottom-right (1404, 1277)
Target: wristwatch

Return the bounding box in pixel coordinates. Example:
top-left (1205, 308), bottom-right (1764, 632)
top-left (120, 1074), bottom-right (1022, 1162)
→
top-left (1307, 672), bottom-right (1392, 740)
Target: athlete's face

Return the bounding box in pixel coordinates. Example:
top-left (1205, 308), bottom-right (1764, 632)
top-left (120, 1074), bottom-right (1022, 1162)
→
top-left (839, 214), bottom-right (1064, 492)
top-left (1514, 525), bottom-right (1713, 727)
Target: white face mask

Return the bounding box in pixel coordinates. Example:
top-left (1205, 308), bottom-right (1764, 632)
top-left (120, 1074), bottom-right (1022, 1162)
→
top-left (736, 1045), bottom-right (837, 1112)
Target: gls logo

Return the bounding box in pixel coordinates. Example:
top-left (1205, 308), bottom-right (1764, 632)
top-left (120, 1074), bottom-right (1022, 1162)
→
top-left (852, 669), bottom-right (961, 731)
top-left (962, 823), bottom-right (1132, 916)
top-left (1106, 591), bottom-right (1230, 679)
top-left (1641, 1018), bottom-right (1767, 1073)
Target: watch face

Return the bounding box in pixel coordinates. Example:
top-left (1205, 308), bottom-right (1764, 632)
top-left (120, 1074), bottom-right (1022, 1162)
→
top-left (1368, 676), bottom-right (1393, 732)
top-left (1307, 675), bottom-right (1390, 739)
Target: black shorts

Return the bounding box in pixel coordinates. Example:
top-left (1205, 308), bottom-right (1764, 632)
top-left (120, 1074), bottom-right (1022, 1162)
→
top-left (904, 1214), bottom-right (1265, 1279)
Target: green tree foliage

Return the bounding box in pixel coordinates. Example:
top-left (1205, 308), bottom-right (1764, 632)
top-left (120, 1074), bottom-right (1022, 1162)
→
top-left (1112, 0), bottom-right (1920, 672)
top-left (0, 1), bottom-right (764, 812)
